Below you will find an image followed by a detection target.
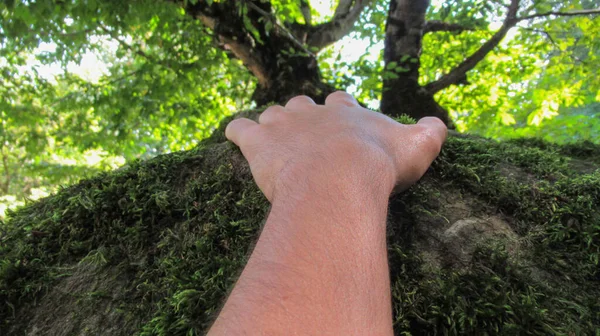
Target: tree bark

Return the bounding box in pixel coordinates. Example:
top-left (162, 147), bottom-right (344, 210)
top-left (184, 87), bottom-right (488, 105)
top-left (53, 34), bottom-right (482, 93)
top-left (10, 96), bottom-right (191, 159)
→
top-left (380, 0), bottom-right (450, 124)
top-left (423, 20), bottom-right (473, 34)
top-left (187, 0), bottom-right (338, 106)
top-left (249, 51), bottom-right (335, 106)
top-left (305, 0), bottom-right (373, 51)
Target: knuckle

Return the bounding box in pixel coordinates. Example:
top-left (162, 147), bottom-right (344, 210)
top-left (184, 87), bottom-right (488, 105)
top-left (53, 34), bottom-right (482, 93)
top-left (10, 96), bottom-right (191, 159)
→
top-left (259, 105), bottom-right (285, 123)
top-left (330, 90), bottom-right (348, 97)
top-left (264, 105), bottom-right (282, 113)
top-left (261, 105), bottom-right (280, 118)
top-left (327, 91), bottom-right (346, 101)
top-left (326, 91), bottom-right (356, 107)
top-left (289, 95), bottom-right (311, 102)
top-left (414, 125), bottom-right (442, 154)
top-left (226, 118), bottom-right (245, 134)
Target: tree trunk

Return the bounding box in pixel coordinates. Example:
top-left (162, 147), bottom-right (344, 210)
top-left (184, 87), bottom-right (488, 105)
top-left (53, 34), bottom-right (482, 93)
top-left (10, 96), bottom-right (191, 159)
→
top-left (381, 78), bottom-right (449, 123)
top-left (250, 53), bottom-right (335, 106)
top-left (380, 0), bottom-right (450, 124)
top-left (187, 0), bottom-right (336, 106)
top-left (2, 109), bottom-right (599, 335)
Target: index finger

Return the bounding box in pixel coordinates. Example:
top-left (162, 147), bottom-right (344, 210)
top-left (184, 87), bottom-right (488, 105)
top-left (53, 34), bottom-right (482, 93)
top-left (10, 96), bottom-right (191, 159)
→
top-left (225, 117), bottom-right (258, 147)
top-left (324, 91), bottom-right (359, 107)
top-left (416, 117), bottom-right (448, 149)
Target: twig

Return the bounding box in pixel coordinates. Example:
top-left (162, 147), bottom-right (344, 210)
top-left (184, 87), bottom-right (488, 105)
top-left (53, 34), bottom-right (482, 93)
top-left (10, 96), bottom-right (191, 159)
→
top-left (425, 0), bottom-right (521, 94)
top-left (98, 25), bottom-right (155, 62)
top-left (1, 145), bottom-right (10, 194)
top-left (244, 1), bottom-right (315, 58)
top-left (37, 28), bottom-right (94, 40)
top-left (520, 27), bottom-right (562, 51)
top-left (520, 27), bottom-right (588, 65)
top-left (518, 9), bottom-right (600, 21)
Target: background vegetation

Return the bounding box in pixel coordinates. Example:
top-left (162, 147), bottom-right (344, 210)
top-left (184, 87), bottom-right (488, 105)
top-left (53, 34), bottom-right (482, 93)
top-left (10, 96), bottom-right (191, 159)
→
top-left (1, 0), bottom-right (598, 216)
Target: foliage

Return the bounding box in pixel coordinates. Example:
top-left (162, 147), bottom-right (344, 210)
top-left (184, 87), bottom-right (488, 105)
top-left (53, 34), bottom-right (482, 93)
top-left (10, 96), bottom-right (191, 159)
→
top-left (331, 1), bottom-right (600, 141)
top-left (1, 0), bottom-right (254, 214)
top-left (1, 0), bottom-right (599, 212)
top-left (434, 11), bottom-right (600, 141)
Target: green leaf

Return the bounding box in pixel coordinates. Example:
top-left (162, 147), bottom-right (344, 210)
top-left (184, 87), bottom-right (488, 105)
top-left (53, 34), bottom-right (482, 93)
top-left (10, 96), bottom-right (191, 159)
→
top-left (15, 5), bottom-right (35, 25)
top-left (394, 66), bottom-right (410, 73)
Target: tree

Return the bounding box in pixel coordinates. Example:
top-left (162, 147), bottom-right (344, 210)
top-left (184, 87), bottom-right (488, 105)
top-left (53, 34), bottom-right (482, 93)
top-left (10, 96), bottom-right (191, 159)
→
top-left (1, 0), bottom-right (600, 335)
top-left (1, 0), bottom-right (599, 209)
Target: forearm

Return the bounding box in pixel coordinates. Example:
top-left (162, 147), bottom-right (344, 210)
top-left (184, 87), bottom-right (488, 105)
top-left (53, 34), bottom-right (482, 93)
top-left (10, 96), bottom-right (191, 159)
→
top-left (214, 91), bottom-right (446, 334)
top-left (208, 178), bottom-right (393, 335)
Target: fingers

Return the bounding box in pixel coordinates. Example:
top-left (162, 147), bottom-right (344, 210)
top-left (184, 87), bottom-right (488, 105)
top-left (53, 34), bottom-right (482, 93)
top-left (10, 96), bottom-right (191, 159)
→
top-left (225, 117), bottom-right (258, 147)
top-left (285, 95), bottom-right (316, 110)
top-left (258, 105), bottom-right (285, 124)
top-left (405, 117), bottom-right (447, 177)
top-left (390, 116), bottom-right (447, 187)
top-left (416, 117), bottom-right (448, 147)
top-left (325, 91), bottom-right (359, 107)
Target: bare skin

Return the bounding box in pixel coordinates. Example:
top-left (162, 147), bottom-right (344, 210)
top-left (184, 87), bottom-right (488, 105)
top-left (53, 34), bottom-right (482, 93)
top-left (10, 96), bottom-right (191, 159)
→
top-left (208, 91), bottom-right (447, 335)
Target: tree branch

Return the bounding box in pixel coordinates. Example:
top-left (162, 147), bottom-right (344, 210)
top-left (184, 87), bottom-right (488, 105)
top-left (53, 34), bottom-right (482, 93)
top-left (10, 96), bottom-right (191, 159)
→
top-left (188, 3), bottom-right (271, 87)
top-left (424, 4), bottom-right (600, 94)
top-left (306, 0), bottom-right (373, 51)
top-left (245, 1), bottom-right (315, 58)
top-left (423, 20), bottom-right (473, 34)
top-left (518, 8), bottom-right (600, 21)
top-left (37, 28), bottom-right (94, 40)
top-left (334, 0), bottom-right (354, 17)
top-left (1, 146), bottom-right (10, 195)
top-left (300, 0), bottom-right (311, 25)
top-left (520, 27), bottom-right (561, 50)
top-left (424, 0), bottom-right (521, 94)
top-left (521, 27), bottom-right (588, 65)
top-left (99, 25), bottom-right (155, 62)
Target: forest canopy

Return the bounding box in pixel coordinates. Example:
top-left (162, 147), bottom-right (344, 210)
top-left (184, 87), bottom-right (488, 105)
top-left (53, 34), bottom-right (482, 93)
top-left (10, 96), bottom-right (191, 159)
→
top-left (0, 0), bottom-right (599, 215)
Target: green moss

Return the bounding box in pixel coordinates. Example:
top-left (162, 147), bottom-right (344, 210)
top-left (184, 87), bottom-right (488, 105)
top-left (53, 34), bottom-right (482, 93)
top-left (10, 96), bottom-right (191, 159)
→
top-left (434, 137), bottom-right (600, 279)
top-left (510, 137), bottom-right (600, 163)
top-left (389, 243), bottom-right (579, 335)
top-left (0, 142), bottom-right (269, 334)
top-left (1, 131), bottom-right (599, 335)
top-left (385, 136), bottom-right (600, 334)
top-left (393, 115), bottom-right (417, 125)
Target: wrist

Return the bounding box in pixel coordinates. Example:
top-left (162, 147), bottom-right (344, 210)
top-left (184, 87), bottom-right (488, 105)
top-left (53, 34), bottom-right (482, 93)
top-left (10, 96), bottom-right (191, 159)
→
top-left (271, 155), bottom-right (395, 210)
top-left (272, 179), bottom-right (391, 220)
top-left (270, 170), bottom-right (392, 230)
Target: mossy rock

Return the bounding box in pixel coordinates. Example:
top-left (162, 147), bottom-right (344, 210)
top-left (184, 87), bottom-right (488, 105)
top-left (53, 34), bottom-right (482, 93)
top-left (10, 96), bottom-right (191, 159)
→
top-left (1, 112), bottom-right (599, 335)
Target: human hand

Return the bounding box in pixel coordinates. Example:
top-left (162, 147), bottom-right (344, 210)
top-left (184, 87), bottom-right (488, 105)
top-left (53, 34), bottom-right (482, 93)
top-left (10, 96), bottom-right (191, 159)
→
top-left (225, 91), bottom-right (447, 203)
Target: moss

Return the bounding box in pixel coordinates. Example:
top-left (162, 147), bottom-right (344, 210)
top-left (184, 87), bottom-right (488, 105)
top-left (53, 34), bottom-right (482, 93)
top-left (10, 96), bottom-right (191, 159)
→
top-left (1, 142), bottom-right (269, 334)
top-left (393, 115), bottom-right (417, 125)
top-left (1, 128), bottom-right (599, 335)
top-left (434, 137), bottom-right (600, 279)
top-left (509, 137), bottom-right (600, 163)
top-left (389, 243), bottom-right (579, 335)
top-left (384, 136), bottom-right (600, 334)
